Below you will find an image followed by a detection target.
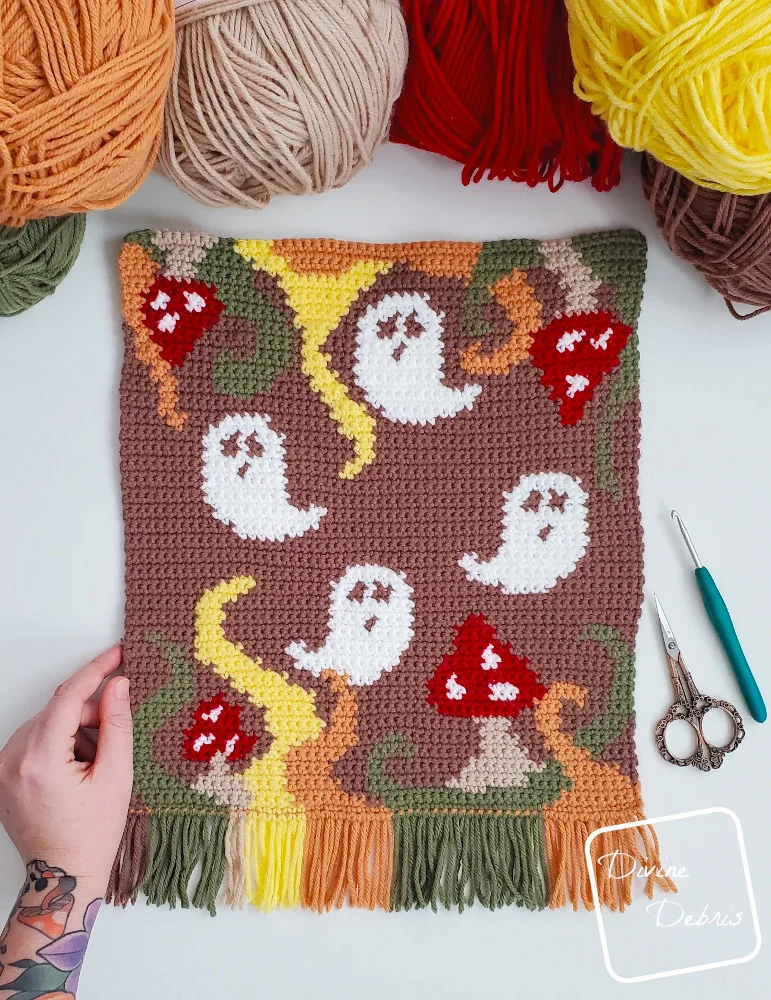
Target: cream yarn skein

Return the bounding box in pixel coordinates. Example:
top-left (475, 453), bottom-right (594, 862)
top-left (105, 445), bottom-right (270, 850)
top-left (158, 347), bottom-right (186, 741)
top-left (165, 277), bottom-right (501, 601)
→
top-left (160, 0), bottom-right (408, 208)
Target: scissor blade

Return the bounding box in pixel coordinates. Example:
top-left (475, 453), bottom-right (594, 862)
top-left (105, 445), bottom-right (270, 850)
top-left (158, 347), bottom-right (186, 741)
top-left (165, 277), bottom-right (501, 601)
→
top-left (654, 594), bottom-right (681, 658)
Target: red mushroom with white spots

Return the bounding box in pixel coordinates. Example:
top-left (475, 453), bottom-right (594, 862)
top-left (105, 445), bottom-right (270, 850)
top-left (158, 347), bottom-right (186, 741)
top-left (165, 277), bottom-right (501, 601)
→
top-left (142, 274), bottom-right (225, 367)
top-left (427, 614), bottom-right (547, 793)
top-left (529, 310), bottom-right (632, 425)
top-left (182, 696), bottom-right (256, 763)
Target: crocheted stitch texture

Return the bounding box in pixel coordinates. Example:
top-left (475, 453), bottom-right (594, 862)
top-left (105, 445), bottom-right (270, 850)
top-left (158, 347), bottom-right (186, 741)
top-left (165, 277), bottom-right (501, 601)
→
top-left (113, 229), bottom-right (673, 914)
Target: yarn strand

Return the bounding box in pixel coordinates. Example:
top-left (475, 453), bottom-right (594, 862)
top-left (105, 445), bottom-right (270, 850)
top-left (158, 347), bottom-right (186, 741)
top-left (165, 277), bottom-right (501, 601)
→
top-left (390, 0), bottom-right (620, 191)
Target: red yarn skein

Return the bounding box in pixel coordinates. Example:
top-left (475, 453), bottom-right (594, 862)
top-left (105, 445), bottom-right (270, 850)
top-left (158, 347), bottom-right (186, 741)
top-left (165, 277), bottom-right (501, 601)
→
top-left (391, 0), bottom-right (621, 191)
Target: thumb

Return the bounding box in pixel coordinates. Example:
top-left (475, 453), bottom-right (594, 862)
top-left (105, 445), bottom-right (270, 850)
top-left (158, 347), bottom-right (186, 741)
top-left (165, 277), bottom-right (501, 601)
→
top-left (93, 676), bottom-right (134, 781)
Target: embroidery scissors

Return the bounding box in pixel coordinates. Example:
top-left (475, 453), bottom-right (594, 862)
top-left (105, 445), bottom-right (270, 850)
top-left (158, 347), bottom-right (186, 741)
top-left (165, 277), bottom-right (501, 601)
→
top-left (654, 595), bottom-right (745, 770)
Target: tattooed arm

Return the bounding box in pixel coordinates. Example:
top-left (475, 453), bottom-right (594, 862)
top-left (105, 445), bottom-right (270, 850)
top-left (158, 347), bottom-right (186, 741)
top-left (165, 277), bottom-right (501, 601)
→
top-left (0, 862), bottom-right (102, 998)
top-left (0, 647), bottom-right (133, 999)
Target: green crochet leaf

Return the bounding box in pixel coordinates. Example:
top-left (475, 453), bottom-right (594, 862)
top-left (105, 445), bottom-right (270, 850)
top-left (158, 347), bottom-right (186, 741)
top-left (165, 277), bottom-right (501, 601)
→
top-left (132, 633), bottom-right (226, 814)
top-left (195, 240), bottom-right (295, 397)
top-left (574, 624), bottom-right (635, 757)
top-left (367, 732), bottom-right (569, 812)
top-left (462, 240), bottom-right (544, 340)
top-left (574, 231), bottom-right (646, 500)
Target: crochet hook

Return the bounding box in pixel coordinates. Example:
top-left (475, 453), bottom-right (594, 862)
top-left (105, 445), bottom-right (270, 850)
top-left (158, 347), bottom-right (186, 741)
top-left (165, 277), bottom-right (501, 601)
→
top-left (671, 510), bottom-right (766, 724)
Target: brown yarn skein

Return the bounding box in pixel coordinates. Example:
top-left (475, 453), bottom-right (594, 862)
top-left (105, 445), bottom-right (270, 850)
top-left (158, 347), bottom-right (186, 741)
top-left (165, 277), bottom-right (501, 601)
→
top-left (159, 0), bottom-right (408, 209)
top-left (642, 153), bottom-right (771, 320)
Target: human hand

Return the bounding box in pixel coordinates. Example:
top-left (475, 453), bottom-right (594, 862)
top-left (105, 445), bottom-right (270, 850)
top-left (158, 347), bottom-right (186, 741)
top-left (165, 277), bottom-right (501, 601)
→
top-left (0, 646), bottom-right (133, 894)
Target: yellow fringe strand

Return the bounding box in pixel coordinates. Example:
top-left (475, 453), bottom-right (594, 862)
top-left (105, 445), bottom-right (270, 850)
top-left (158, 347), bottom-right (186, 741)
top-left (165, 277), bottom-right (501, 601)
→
top-left (242, 813), bottom-right (306, 911)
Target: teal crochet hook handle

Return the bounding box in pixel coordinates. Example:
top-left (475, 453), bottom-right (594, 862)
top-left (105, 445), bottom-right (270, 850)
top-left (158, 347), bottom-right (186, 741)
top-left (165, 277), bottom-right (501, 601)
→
top-left (695, 567), bottom-right (767, 723)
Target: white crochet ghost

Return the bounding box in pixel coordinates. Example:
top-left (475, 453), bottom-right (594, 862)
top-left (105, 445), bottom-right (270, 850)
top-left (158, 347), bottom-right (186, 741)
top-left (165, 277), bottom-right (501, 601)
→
top-left (353, 291), bottom-right (481, 425)
top-left (201, 413), bottom-right (326, 542)
top-left (285, 564), bottom-right (415, 685)
top-left (459, 472), bottom-right (589, 594)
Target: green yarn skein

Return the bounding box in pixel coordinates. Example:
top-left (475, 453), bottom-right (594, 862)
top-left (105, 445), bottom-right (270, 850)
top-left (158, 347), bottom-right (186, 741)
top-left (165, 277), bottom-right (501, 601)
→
top-left (0, 214), bottom-right (86, 317)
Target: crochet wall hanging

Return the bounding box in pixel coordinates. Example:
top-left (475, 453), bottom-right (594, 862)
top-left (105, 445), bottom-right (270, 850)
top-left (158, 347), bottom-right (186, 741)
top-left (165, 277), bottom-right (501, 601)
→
top-left (112, 228), bottom-right (674, 915)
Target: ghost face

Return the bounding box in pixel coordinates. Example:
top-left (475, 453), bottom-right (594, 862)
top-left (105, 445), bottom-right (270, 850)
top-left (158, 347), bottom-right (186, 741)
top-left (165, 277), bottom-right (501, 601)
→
top-left (285, 564), bottom-right (415, 685)
top-left (353, 292), bottom-right (481, 425)
top-left (201, 413), bottom-right (327, 542)
top-left (459, 473), bottom-right (589, 594)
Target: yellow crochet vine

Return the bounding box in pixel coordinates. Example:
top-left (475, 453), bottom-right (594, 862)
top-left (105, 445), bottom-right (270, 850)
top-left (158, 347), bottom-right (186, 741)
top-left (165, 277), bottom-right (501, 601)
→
top-left (194, 576), bottom-right (324, 909)
top-left (234, 240), bottom-right (390, 478)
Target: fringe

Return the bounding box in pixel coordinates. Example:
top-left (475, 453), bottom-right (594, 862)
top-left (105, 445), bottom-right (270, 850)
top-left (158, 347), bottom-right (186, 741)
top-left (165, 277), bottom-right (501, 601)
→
top-left (190, 814), bottom-right (228, 913)
top-left (109, 809), bottom-right (305, 914)
top-left (391, 811), bottom-right (549, 912)
top-left (108, 810), bottom-right (228, 915)
top-left (224, 812), bottom-right (248, 908)
top-left (545, 814), bottom-right (677, 911)
top-left (301, 812), bottom-right (393, 912)
top-left (108, 807), bottom-right (676, 914)
top-left (243, 813), bottom-right (306, 911)
top-left (106, 810), bottom-right (150, 906)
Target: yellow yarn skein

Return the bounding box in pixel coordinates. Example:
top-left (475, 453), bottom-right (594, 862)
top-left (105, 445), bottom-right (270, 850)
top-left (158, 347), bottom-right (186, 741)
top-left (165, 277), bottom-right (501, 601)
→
top-left (564, 0), bottom-right (771, 196)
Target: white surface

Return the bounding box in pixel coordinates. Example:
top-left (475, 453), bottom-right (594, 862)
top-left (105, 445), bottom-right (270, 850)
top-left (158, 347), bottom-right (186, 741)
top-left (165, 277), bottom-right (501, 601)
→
top-left (0, 144), bottom-right (769, 998)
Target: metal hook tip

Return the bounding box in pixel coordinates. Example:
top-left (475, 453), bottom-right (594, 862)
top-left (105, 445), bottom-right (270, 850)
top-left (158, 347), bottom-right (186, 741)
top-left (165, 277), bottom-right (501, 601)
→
top-left (670, 509), bottom-right (702, 568)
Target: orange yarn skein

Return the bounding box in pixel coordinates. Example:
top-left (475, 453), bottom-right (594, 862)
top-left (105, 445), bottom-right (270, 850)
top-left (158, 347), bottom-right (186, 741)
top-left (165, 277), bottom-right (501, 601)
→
top-left (0, 0), bottom-right (175, 227)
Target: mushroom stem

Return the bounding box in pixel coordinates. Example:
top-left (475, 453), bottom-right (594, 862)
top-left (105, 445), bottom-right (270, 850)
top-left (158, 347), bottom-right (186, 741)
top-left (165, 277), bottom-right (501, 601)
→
top-left (446, 716), bottom-right (544, 794)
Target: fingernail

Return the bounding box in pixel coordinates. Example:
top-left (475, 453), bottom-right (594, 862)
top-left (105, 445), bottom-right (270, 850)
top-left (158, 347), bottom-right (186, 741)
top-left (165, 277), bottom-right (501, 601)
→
top-left (114, 677), bottom-right (129, 700)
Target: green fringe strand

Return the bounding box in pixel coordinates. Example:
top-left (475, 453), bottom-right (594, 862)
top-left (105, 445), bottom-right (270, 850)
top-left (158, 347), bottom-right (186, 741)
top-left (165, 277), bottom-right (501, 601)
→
top-left (391, 811), bottom-right (549, 912)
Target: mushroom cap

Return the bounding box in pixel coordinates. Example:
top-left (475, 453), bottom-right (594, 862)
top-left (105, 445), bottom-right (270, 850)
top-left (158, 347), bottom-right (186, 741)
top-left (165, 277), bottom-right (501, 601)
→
top-left (426, 613), bottom-right (547, 718)
top-left (529, 310), bottom-right (631, 425)
top-left (182, 695), bottom-right (257, 762)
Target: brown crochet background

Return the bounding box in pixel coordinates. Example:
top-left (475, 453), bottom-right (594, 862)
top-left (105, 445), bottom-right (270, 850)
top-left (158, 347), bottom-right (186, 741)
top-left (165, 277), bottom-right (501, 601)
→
top-left (120, 240), bottom-right (642, 801)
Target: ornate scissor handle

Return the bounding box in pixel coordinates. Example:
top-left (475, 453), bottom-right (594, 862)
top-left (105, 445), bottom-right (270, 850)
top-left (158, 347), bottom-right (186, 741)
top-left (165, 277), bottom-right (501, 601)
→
top-left (692, 695), bottom-right (745, 762)
top-left (656, 702), bottom-right (708, 770)
top-left (655, 696), bottom-right (745, 771)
